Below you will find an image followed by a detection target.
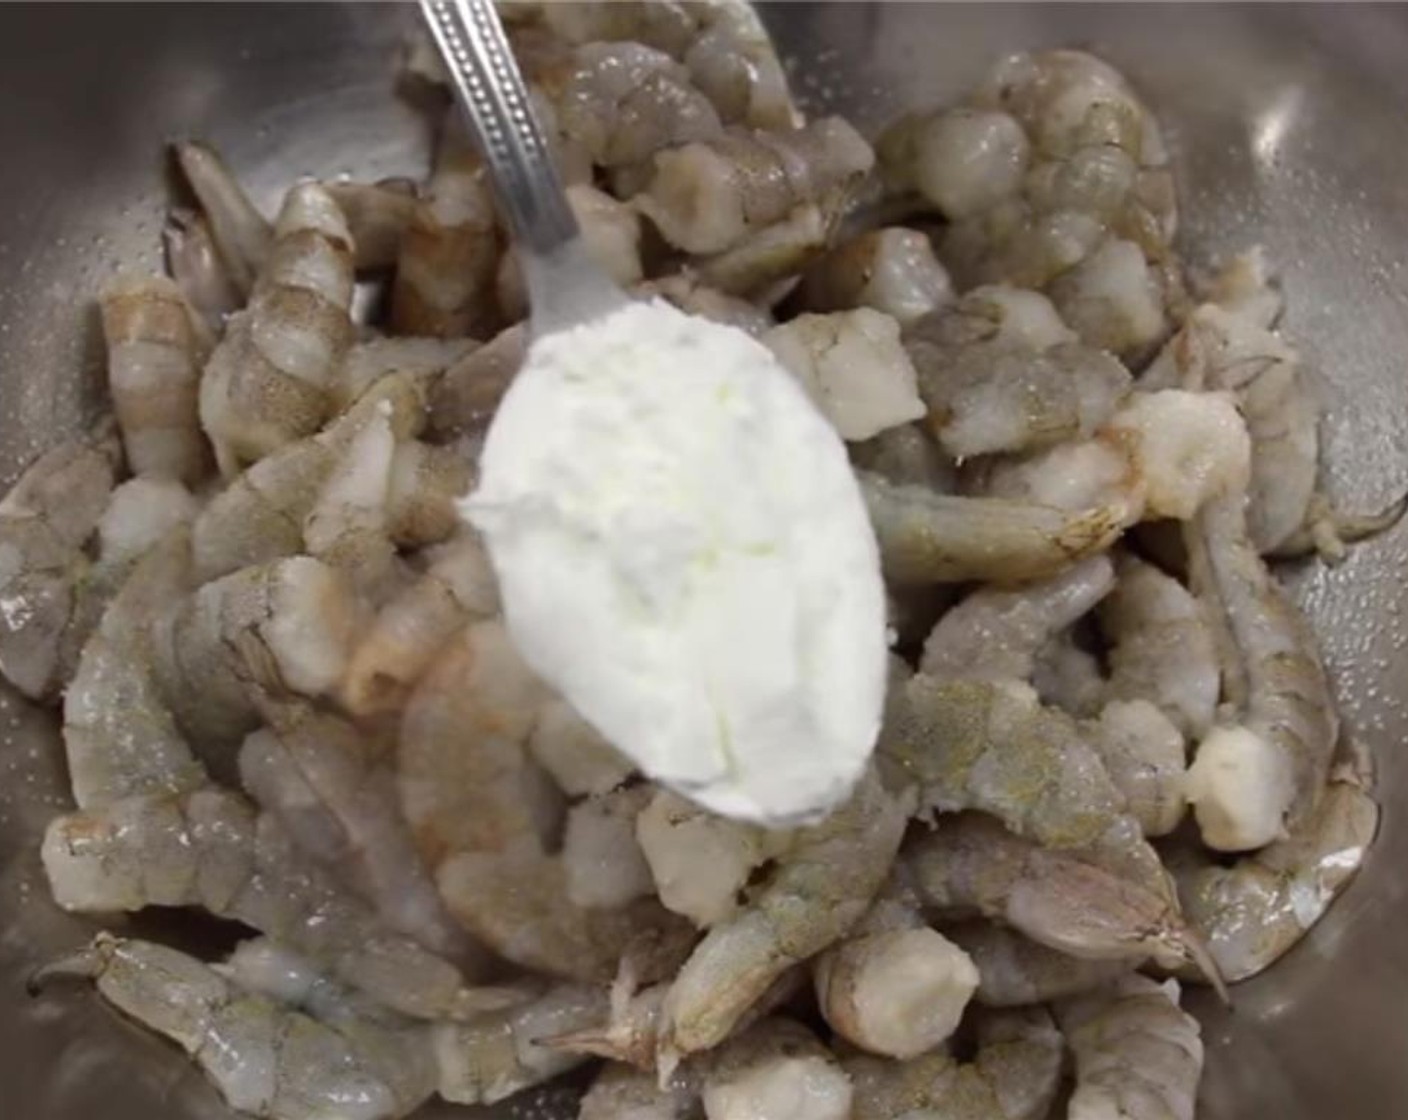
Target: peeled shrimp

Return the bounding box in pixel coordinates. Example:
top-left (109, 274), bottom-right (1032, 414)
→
top-left (0, 425), bottom-right (122, 701)
top-left (32, 934), bottom-right (436, 1120)
top-left (335, 336), bottom-right (476, 415)
top-left (763, 308), bottom-right (926, 442)
top-left (798, 226), bottom-right (954, 326)
top-left (859, 470), bottom-right (1126, 586)
top-left (635, 788), bottom-right (785, 929)
top-left (880, 673), bottom-right (1173, 900)
top-left (905, 812), bottom-right (1214, 985)
top-left (637, 117), bottom-right (872, 254)
top-left (62, 529), bottom-right (205, 809)
top-left (1056, 976), bottom-right (1203, 1120)
top-left (700, 1018), bottom-right (853, 1120)
top-left (163, 207), bottom-right (242, 330)
top-left (878, 107), bottom-right (1031, 220)
top-left (1174, 775), bottom-right (1376, 982)
top-left (399, 621), bottom-right (691, 983)
top-left (1090, 699), bottom-right (1188, 837)
top-left (904, 300), bottom-right (1131, 458)
top-left (578, 1061), bottom-right (699, 1120)
top-left (549, 41), bottom-right (723, 171)
top-left (34, 934), bottom-right (601, 1118)
top-left (693, 202), bottom-right (834, 300)
top-left (845, 1006), bottom-right (1063, 1120)
top-left (684, 1), bottom-right (798, 131)
top-left (634, 273), bottom-right (776, 338)
top-left (1099, 553), bottom-right (1220, 739)
top-left (324, 178), bottom-right (418, 271)
top-left (535, 0), bottom-right (701, 60)
top-left (199, 182), bottom-right (355, 472)
top-left (237, 702), bottom-right (484, 967)
top-left (850, 422), bottom-right (957, 494)
top-left (1048, 236), bottom-right (1168, 361)
top-left (658, 766), bottom-right (908, 1062)
top-left (562, 785), bottom-right (656, 910)
top-left (919, 553), bottom-right (1114, 683)
top-left (390, 130), bottom-right (501, 339)
top-left (528, 695), bottom-right (634, 797)
top-left (191, 374), bottom-right (422, 582)
top-left (340, 529), bottom-right (498, 716)
top-left (1030, 628), bottom-right (1106, 718)
top-left (150, 555), bottom-right (361, 762)
top-left (814, 889), bottom-right (979, 1059)
top-left (40, 787), bottom-right (501, 1020)
top-left (173, 140), bottom-right (273, 297)
top-left (944, 921), bottom-right (1133, 1008)
top-left (100, 274), bottom-right (214, 483)
top-left (426, 322), bottom-right (527, 442)
top-left (1183, 492), bottom-right (1338, 850)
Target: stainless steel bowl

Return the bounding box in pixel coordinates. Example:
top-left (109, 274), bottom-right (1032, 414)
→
top-left (2, 4), bottom-right (1406, 1117)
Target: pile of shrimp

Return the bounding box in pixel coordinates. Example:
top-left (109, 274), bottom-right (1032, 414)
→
top-left (8, 3), bottom-right (1397, 1118)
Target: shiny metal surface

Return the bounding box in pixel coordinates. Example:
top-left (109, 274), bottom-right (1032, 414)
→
top-left (0, 4), bottom-right (1405, 1118)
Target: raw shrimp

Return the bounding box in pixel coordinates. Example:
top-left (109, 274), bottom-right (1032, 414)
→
top-left (190, 374), bottom-right (423, 581)
top-left (61, 529), bottom-right (206, 809)
top-left (814, 885), bottom-right (979, 1059)
top-left (34, 934), bottom-right (603, 1117)
top-left (1056, 976), bottom-right (1203, 1120)
top-left (1030, 628), bottom-right (1106, 718)
top-left (1099, 552), bottom-right (1220, 739)
top-left (150, 554), bottom-right (361, 762)
top-left (0, 424), bottom-right (122, 701)
top-left (39, 787), bottom-right (507, 1020)
top-left (172, 140), bottom-right (273, 297)
top-left (562, 785), bottom-right (656, 910)
top-left (535, 0), bottom-right (701, 59)
top-left (341, 529), bottom-right (498, 716)
top-left (904, 812), bottom-right (1214, 985)
top-left (658, 766), bottom-right (908, 1061)
top-left (878, 107), bottom-right (1031, 220)
top-left (1173, 775), bottom-right (1377, 983)
top-left (302, 402), bottom-right (400, 599)
top-left (426, 322), bottom-right (527, 442)
top-left (335, 336), bottom-right (477, 415)
top-left (1089, 699), bottom-right (1188, 837)
top-left (860, 470), bottom-right (1126, 586)
top-left (529, 695), bottom-right (634, 797)
top-left (700, 1018), bottom-right (853, 1120)
top-left (325, 178), bottom-right (418, 271)
top-left (497, 183), bottom-right (644, 321)
top-left (238, 701), bottom-right (486, 967)
top-left (845, 1006), bottom-right (1063, 1120)
top-left (31, 934), bottom-right (437, 1120)
top-left (100, 275), bottom-right (213, 483)
top-left (763, 308), bottom-right (926, 441)
top-left (636, 117), bottom-right (872, 254)
top-left (578, 1061), bottom-right (700, 1120)
top-left (199, 182), bottom-right (356, 473)
top-left (390, 130), bottom-right (501, 339)
top-left (684, 2), bottom-right (797, 132)
top-left (918, 553), bottom-right (1115, 683)
top-left (163, 207), bottom-right (242, 330)
top-left (904, 303), bottom-right (1131, 458)
top-left (399, 621), bottom-right (692, 983)
top-left (849, 423), bottom-right (957, 493)
top-left (693, 202), bottom-right (834, 300)
top-left (634, 788), bottom-right (785, 929)
top-left (1048, 236), bottom-right (1169, 361)
top-left (1182, 493), bottom-right (1338, 850)
top-left (549, 41), bottom-right (723, 170)
top-left (798, 226), bottom-right (954, 326)
top-left (880, 673), bottom-right (1173, 899)
top-left (944, 921), bottom-right (1133, 1008)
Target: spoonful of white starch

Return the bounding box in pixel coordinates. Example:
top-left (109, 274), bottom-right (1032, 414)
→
top-left (421, 0), bottom-right (887, 824)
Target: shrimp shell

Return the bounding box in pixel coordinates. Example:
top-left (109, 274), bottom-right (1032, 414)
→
top-left (860, 469), bottom-right (1126, 587)
top-left (163, 207), bottom-right (242, 331)
top-left (172, 140), bottom-right (273, 296)
top-left (324, 178), bottom-right (418, 271)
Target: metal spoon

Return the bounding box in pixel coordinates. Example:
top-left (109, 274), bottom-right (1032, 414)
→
top-left (417, 0), bottom-right (629, 335)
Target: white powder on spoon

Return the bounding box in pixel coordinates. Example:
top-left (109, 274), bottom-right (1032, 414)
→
top-left (463, 298), bottom-right (887, 825)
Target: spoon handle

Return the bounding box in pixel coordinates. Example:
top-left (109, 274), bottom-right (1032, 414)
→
top-left (417, 0), bottom-right (577, 256)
